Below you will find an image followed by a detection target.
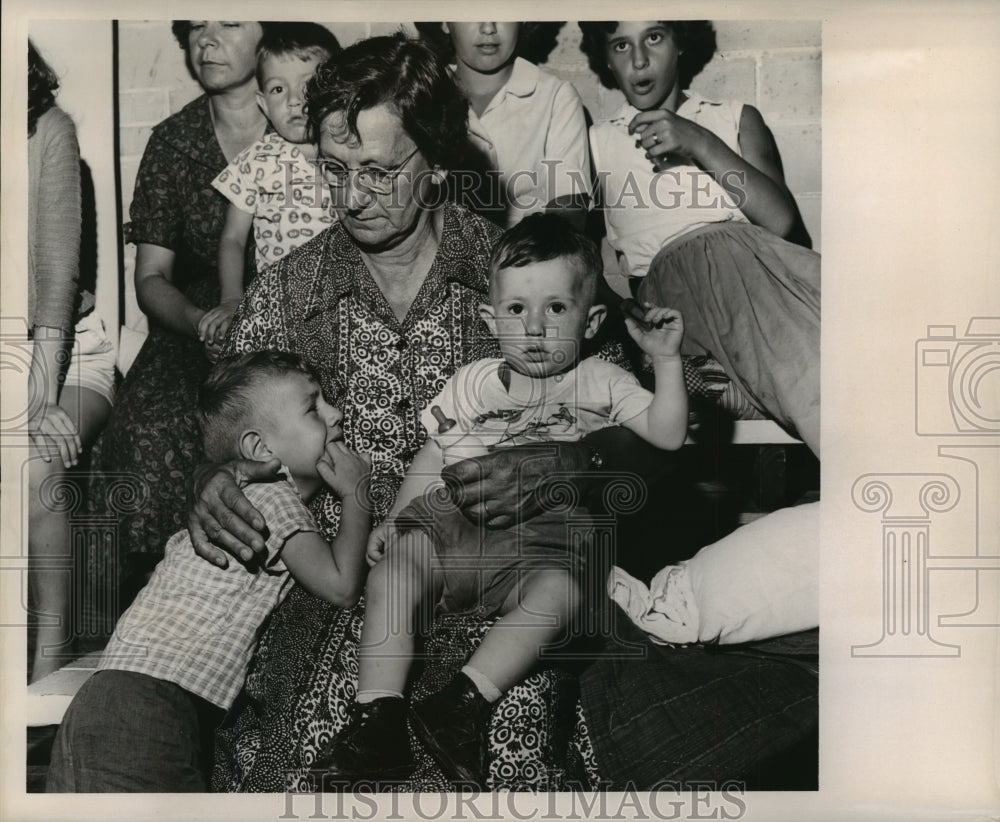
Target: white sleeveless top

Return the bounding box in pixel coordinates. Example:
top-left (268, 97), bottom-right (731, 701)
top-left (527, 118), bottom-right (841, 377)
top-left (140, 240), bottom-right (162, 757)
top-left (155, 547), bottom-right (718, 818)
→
top-left (589, 92), bottom-right (750, 278)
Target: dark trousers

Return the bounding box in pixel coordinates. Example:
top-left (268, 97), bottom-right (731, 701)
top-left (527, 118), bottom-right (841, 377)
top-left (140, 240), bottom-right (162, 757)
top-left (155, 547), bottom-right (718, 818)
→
top-left (46, 669), bottom-right (222, 792)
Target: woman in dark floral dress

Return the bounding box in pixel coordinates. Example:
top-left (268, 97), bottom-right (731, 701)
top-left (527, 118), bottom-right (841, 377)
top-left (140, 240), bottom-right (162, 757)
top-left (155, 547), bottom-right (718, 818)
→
top-left (88, 22), bottom-right (271, 586)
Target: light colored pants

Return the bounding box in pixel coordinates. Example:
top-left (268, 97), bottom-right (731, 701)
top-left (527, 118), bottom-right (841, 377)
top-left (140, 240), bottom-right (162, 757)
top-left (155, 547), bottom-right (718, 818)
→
top-left (639, 222), bottom-right (821, 455)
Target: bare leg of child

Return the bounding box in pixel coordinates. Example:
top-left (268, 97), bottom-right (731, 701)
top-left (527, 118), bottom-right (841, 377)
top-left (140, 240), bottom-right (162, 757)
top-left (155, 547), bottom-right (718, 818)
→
top-left (409, 566), bottom-right (581, 787)
top-left (319, 528), bottom-right (444, 779)
top-left (465, 567), bottom-right (580, 693)
top-left (357, 528), bottom-right (444, 699)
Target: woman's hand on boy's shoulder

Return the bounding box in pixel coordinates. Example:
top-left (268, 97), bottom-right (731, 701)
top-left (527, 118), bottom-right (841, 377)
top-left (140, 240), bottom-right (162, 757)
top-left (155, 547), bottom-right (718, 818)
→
top-left (188, 457), bottom-right (281, 568)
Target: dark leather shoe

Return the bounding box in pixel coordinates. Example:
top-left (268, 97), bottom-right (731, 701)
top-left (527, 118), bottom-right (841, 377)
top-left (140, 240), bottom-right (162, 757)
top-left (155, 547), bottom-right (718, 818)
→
top-left (315, 697), bottom-right (413, 780)
top-left (409, 673), bottom-right (492, 789)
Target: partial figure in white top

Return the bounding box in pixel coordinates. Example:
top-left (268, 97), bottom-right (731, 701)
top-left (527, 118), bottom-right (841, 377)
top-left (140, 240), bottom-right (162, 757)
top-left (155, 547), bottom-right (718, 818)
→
top-left (580, 20), bottom-right (821, 455)
top-left (205, 23), bottom-right (340, 356)
top-left (418, 21), bottom-right (591, 229)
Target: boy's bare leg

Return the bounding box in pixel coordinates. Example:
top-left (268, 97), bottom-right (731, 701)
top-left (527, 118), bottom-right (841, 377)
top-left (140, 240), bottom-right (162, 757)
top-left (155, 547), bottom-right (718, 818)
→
top-left (357, 529), bottom-right (443, 697)
top-left (465, 567), bottom-right (580, 694)
top-left (407, 566), bottom-right (581, 787)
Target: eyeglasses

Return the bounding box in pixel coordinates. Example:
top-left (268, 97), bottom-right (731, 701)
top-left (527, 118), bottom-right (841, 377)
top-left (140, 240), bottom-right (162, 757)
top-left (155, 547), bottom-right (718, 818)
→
top-left (316, 147), bottom-right (421, 195)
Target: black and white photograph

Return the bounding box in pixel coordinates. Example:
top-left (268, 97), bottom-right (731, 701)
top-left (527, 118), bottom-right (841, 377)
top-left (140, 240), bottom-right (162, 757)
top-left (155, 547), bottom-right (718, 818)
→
top-left (1, 2), bottom-right (997, 821)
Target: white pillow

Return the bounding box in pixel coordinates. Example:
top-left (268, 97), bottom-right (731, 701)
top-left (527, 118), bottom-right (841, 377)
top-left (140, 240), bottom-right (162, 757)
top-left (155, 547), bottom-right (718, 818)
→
top-left (608, 503), bottom-right (819, 645)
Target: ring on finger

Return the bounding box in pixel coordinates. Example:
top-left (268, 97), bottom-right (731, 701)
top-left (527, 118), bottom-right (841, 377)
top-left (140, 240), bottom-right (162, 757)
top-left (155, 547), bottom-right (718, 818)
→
top-left (651, 132), bottom-right (660, 145)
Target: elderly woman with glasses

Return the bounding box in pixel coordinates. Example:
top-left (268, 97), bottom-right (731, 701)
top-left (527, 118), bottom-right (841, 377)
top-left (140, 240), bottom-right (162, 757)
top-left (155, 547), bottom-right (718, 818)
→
top-left (189, 33), bottom-right (653, 792)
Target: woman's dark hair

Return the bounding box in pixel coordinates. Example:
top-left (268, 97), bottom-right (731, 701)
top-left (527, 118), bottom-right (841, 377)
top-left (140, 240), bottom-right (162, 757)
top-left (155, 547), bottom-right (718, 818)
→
top-left (578, 21), bottom-right (717, 91)
top-left (414, 22), bottom-right (563, 67)
top-left (170, 20), bottom-right (277, 52)
top-left (28, 40), bottom-right (60, 137)
top-left (306, 33), bottom-right (469, 171)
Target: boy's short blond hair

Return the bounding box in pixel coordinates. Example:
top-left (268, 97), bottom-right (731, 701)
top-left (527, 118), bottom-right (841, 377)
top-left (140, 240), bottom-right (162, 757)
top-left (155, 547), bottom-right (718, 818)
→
top-left (197, 350), bottom-right (315, 463)
top-left (255, 22), bottom-right (341, 89)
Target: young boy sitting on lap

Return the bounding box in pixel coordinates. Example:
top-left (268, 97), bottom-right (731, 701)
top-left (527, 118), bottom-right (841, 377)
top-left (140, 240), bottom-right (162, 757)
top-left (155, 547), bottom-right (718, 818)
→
top-left (46, 351), bottom-right (371, 793)
top-left (320, 213), bottom-right (688, 788)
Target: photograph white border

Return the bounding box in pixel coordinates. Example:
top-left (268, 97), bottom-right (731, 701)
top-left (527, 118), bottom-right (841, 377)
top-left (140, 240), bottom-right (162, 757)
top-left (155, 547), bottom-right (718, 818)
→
top-left (3, 1), bottom-right (998, 820)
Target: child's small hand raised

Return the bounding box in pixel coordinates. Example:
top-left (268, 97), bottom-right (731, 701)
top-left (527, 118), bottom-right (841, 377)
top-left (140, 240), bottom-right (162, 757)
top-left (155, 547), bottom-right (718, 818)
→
top-left (624, 302), bottom-right (684, 360)
top-left (317, 441), bottom-right (371, 501)
top-left (629, 108), bottom-right (710, 170)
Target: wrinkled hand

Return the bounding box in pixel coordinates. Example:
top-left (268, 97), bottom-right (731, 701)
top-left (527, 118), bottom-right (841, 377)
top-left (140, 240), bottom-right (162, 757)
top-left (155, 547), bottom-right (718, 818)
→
top-left (29, 402), bottom-right (81, 468)
top-left (317, 441), bottom-right (371, 502)
top-left (188, 457), bottom-right (282, 568)
top-left (629, 108), bottom-right (710, 170)
top-left (624, 302), bottom-right (684, 360)
top-left (441, 441), bottom-right (593, 529)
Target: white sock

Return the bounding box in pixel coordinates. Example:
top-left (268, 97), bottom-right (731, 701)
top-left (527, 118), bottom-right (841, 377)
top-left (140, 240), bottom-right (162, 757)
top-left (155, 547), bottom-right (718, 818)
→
top-left (461, 665), bottom-right (502, 703)
top-left (356, 689), bottom-right (404, 704)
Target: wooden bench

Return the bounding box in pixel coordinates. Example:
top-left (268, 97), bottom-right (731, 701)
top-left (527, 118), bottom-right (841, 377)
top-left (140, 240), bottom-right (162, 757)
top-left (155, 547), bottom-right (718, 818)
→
top-left (27, 651), bottom-right (102, 727)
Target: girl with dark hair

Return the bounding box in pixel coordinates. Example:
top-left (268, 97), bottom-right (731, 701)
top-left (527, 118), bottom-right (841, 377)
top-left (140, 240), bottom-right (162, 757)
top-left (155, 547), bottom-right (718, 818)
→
top-left (579, 19), bottom-right (718, 93)
top-left (26, 40), bottom-right (115, 682)
top-left (579, 20), bottom-right (821, 455)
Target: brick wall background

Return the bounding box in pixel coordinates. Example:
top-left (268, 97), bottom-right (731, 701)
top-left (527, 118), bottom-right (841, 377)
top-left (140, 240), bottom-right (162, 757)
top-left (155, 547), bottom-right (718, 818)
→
top-left (117, 20), bottom-right (820, 332)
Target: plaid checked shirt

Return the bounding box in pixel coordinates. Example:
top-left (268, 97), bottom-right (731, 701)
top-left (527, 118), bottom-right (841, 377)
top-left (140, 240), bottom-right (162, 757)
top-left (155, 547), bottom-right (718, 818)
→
top-left (98, 478), bottom-right (318, 710)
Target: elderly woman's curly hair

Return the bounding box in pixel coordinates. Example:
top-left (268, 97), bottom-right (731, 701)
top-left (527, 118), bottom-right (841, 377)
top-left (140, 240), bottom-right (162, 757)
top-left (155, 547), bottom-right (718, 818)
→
top-left (28, 41), bottom-right (60, 137)
top-left (578, 21), bottom-right (717, 91)
top-left (306, 33), bottom-right (470, 172)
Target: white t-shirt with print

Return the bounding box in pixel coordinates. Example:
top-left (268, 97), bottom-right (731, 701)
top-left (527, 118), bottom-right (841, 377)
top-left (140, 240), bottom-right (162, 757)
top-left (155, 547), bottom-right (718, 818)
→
top-left (422, 356), bottom-right (653, 464)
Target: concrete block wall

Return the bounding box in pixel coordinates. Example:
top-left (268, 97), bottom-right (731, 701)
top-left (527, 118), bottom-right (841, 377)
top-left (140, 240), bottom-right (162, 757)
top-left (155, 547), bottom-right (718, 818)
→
top-left (118, 19), bottom-right (820, 329)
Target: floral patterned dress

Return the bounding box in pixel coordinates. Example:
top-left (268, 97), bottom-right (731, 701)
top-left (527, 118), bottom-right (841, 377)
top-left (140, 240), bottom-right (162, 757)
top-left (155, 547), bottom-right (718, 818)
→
top-left (88, 96), bottom-right (250, 570)
top-left (211, 202), bottom-right (600, 791)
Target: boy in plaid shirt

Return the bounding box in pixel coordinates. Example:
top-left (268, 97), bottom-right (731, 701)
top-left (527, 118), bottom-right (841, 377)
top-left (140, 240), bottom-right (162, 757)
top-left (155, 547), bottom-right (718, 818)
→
top-left (47, 351), bottom-right (371, 792)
